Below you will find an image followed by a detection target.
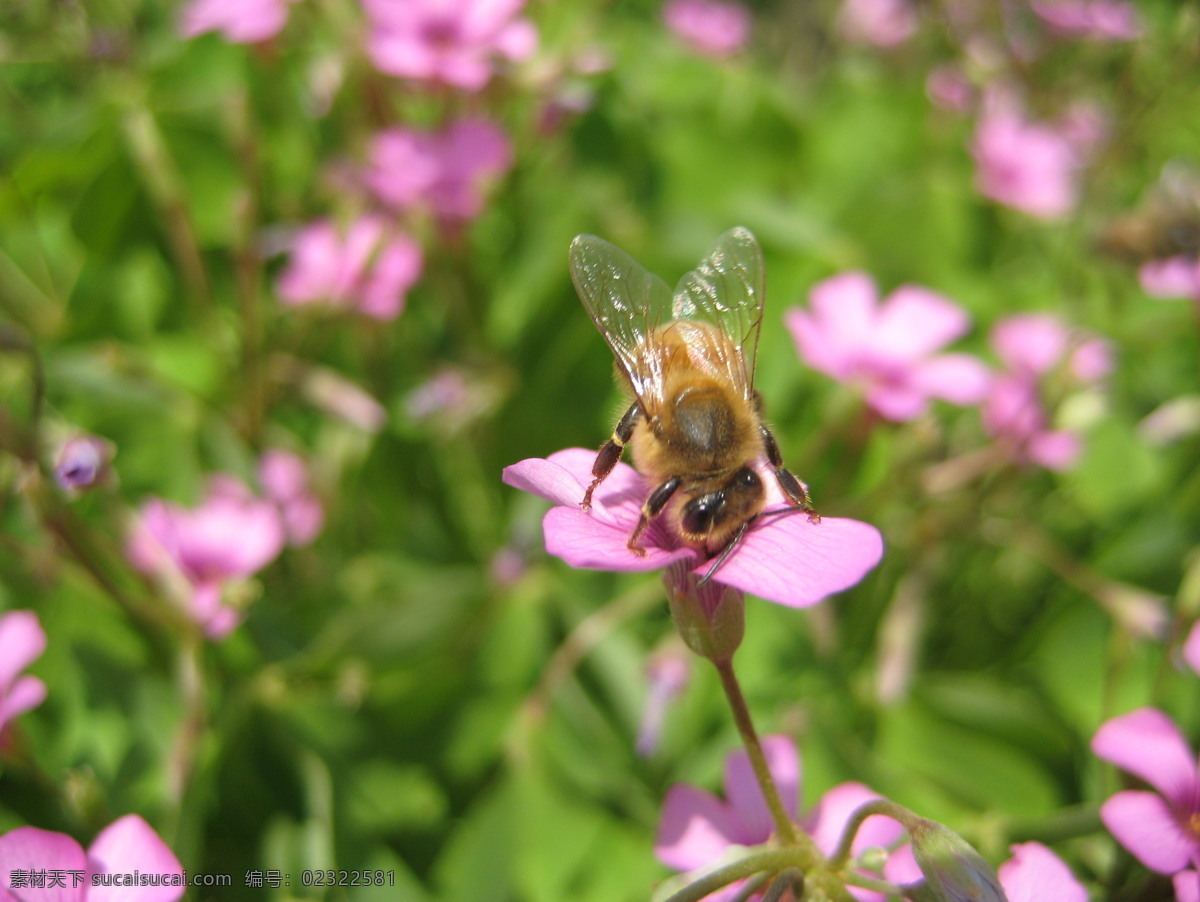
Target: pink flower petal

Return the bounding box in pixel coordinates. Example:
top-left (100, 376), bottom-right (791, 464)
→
top-left (542, 507), bottom-right (693, 572)
top-left (998, 842), bottom-right (1087, 902)
top-left (87, 815), bottom-right (185, 902)
top-left (502, 452), bottom-right (604, 509)
top-left (1099, 790), bottom-right (1197, 874)
top-left (991, 314), bottom-right (1070, 375)
top-left (786, 308), bottom-right (849, 379)
top-left (0, 827), bottom-right (88, 902)
top-left (807, 782), bottom-right (898, 857)
top-left (869, 286), bottom-right (969, 361)
top-left (910, 354), bottom-right (992, 406)
top-left (0, 675), bottom-right (47, 727)
top-left (1092, 707), bottom-right (1198, 800)
top-left (863, 384), bottom-right (930, 422)
top-left (1175, 870), bottom-right (1200, 902)
top-left (1026, 429), bottom-right (1081, 470)
top-left (1184, 621), bottom-right (1200, 676)
top-left (807, 272), bottom-right (880, 367)
top-left (1140, 257), bottom-right (1200, 300)
top-left (664, 0), bottom-right (752, 58)
top-left (708, 515), bottom-right (883, 608)
top-left (722, 736), bottom-right (800, 844)
top-left (655, 785), bottom-right (742, 871)
top-left (0, 611), bottom-right (46, 690)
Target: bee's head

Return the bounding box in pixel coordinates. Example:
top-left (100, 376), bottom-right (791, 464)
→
top-left (679, 466), bottom-right (764, 554)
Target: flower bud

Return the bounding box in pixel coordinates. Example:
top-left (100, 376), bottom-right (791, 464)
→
top-left (54, 434), bottom-right (114, 492)
top-left (909, 818), bottom-right (1008, 902)
top-left (663, 561), bottom-right (744, 663)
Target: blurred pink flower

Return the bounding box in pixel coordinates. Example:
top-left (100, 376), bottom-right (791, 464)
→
top-left (405, 369), bottom-right (471, 420)
top-left (0, 611), bottom-right (46, 739)
top-left (637, 648), bottom-right (690, 756)
top-left (277, 216), bottom-right (423, 321)
top-left (1031, 0), bottom-right (1140, 41)
top-left (839, 0), bottom-right (919, 47)
top-left (982, 313), bottom-right (1110, 470)
top-left (502, 449), bottom-right (883, 609)
top-left (54, 434), bottom-right (114, 492)
top-left (997, 842), bottom-right (1086, 901)
top-left (1140, 256), bottom-right (1200, 301)
top-left (259, 450), bottom-right (324, 546)
top-left (363, 0), bottom-right (537, 91)
top-left (179, 0), bottom-right (297, 43)
top-left (367, 120), bottom-right (513, 223)
top-left (0, 814), bottom-right (184, 902)
top-left (127, 478), bottom-right (286, 639)
top-left (656, 736), bottom-right (918, 901)
top-left (786, 272), bottom-right (991, 421)
top-left (972, 102), bottom-right (1094, 219)
top-left (1177, 870), bottom-right (1200, 902)
top-left (663, 0), bottom-right (751, 59)
top-left (300, 367), bottom-right (388, 432)
top-left (926, 66), bottom-right (974, 113)
top-left (1184, 620), bottom-right (1200, 676)
top-left (1092, 708), bottom-right (1200, 875)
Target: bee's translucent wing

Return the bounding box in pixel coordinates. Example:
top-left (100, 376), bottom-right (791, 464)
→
top-left (570, 234), bottom-right (675, 409)
top-left (673, 227), bottom-right (765, 400)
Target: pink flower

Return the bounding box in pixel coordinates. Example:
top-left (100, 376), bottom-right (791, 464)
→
top-left (179, 0), bottom-right (297, 43)
top-left (997, 842), bottom-right (1087, 901)
top-left (926, 66), bottom-right (974, 113)
top-left (637, 648), bottom-right (690, 756)
top-left (663, 0), bottom-right (751, 59)
top-left (786, 272), bottom-right (991, 421)
top-left (1092, 708), bottom-right (1200, 874)
top-left (1185, 621), bottom-right (1200, 676)
top-left (259, 450), bottom-right (323, 546)
top-left (656, 736), bottom-right (917, 901)
top-left (1031, 1), bottom-right (1141, 41)
top-left (972, 104), bottom-right (1090, 219)
top-left (0, 611), bottom-right (46, 739)
top-left (0, 814), bottom-right (184, 902)
top-left (362, 0), bottom-right (537, 91)
top-left (982, 313), bottom-right (1110, 470)
top-left (838, 0), bottom-right (919, 47)
top-left (1140, 256), bottom-right (1200, 301)
top-left (1177, 870), bottom-right (1200, 902)
top-left (300, 367), bottom-right (388, 432)
top-left (502, 449), bottom-right (883, 609)
top-left (127, 479), bottom-right (286, 639)
top-left (54, 435), bottom-right (114, 492)
top-left (276, 216), bottom-right (423, 321)
top-left (366, 120), bottom-right (513, 223)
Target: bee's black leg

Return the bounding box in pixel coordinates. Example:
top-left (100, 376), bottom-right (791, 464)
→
top-left (759, 421), bottom-right (820, 523)
top-left (627, 475), bottom-right (681, 555)
top-left (582, 400), bottom-right (641, 510)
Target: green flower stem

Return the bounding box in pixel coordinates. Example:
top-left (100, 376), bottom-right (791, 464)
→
top-left (660, 848), bottom-right (806, 902)
top-left (713, 657), bottom-right (802, 848)
top-left (841, 872), bottom-right (907, 897)
top-left (120, 100), bottom-right (212, 310)
top-left (226, 88), bottom-right (267, 446)
top-left (829, 799), bottom-right (908, 868)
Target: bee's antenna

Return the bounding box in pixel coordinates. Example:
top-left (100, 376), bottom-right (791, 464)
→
top-left (696, 504), bottom-right (816, 587)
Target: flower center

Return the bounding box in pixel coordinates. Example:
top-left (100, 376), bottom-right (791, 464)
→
top-left (420, 16), bottom-right (462, 48)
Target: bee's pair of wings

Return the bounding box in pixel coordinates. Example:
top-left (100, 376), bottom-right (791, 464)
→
top-left (569, 227), bottom-right (765, 411)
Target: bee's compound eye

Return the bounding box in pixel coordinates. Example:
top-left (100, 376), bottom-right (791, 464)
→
top-left (734, 467), bottom-right (759, 489)
top-left (681, 493), bottom-right (724, 537)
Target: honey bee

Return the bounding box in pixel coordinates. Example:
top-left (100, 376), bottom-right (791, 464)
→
top-left (1099, 162), bottom-right (1200, 264)
top-left (569, 227), bottom-right (818, 560)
